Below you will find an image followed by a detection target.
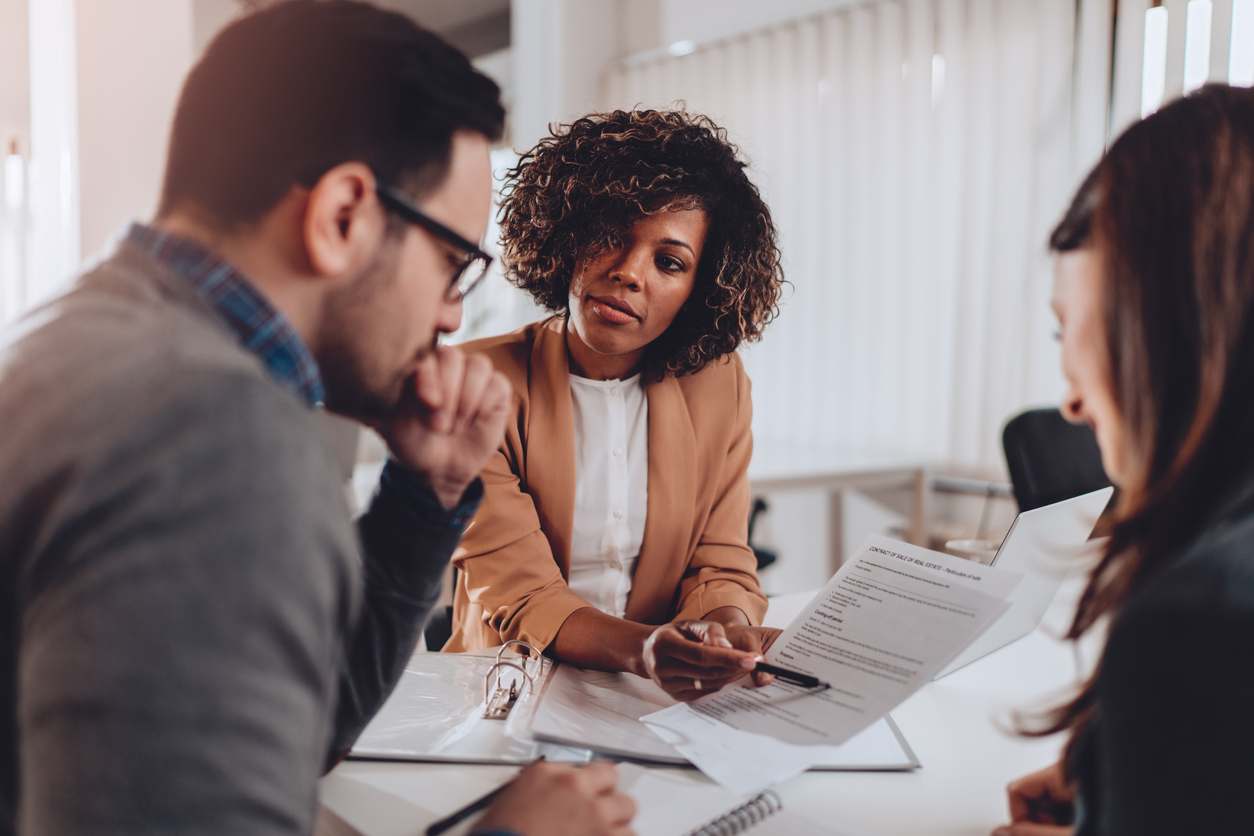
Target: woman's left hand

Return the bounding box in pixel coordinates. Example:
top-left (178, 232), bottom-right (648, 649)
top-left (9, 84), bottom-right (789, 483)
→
top-left (698, 606), bottom-right (784, 687)
top-left (718, 623), bottom-right (784, 686)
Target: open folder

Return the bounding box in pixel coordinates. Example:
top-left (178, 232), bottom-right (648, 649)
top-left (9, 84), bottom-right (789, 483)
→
top-left (529, 664), bottom-right (917, 770)
top-left (348, 650), bottom-right (590, 765)
top-left (350, 650), bottom-right (918, 771)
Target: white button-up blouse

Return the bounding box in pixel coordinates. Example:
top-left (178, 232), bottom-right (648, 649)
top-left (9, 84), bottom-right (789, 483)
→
top-left (566, 372), bottom-right (649, 618)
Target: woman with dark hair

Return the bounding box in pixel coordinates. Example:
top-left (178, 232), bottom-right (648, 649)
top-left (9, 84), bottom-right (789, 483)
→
top-left (994, 85), bottom-right (1254, 835)
top-left (441, 109), bottom-right (786, 700)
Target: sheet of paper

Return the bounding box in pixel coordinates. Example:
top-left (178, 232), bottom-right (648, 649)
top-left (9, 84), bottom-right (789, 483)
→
top-left (530, 665), bottom-right (916, 770)
top-left (531, 666), bottom-right (682, 762)
top-left (643, 535), bottom-right (1021, 789)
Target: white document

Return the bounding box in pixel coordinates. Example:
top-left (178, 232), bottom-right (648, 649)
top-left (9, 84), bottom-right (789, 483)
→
top-left (643, 535), bottom-right (1021, 790)
top-left (529, 665), bottom-right (917, 770)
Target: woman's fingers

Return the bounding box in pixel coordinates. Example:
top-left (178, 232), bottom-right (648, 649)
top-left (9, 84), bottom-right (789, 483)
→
top-left (996, 762), bottom-right (1075, 836)
top-left (992, 825), bottom-right (1073, 836)
top-left (651, 625), bottom-right (758, 670)
top-left (717, 626), bottom-right (783, 687)
top-left (1006, 763), bottom-right (1073, 823)
top-left (756, 627), bottom-right (784, 654)
top-left (643, 622), bottom-right (763, 700)
top-left (677, 620), bottom-right (734, 649)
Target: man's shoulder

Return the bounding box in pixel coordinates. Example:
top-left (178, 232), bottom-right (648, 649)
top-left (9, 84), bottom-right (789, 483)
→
top-left (11, 248), bottom-right (254, 375)
top-left (0, 248), bottom-right (327, 511)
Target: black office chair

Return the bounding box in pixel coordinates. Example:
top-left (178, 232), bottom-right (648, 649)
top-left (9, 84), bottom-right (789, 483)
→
top-left (1002, 407), bottom-right (1111, 512)
top-left (422, 568), bottom-right (457, 652)
top-left (748, 497), bottom-right (778, 571)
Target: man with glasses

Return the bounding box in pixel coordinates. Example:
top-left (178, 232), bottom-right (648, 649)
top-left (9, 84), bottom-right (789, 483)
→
top-left (0, 3), bottom-right (634, 836)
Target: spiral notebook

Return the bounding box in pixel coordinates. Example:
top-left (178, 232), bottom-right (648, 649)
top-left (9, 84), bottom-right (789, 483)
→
top-left (320, 763), bottom-right (860, 836)
top-left (618, 764), bottom-right (859, 836)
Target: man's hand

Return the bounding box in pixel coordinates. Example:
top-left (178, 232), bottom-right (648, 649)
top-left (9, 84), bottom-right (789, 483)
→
top-left (992, 762), bottom-right (1075, 836)
top-left (374, 346), bottom-right (511, 508)
top-left (473, 761), bottom-right (635, 836)
top-left (642, 620), bottom-right (763, 701)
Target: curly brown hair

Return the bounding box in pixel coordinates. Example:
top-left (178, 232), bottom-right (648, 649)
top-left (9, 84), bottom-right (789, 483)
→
top-left (497, 109), bottom-right (784, 378)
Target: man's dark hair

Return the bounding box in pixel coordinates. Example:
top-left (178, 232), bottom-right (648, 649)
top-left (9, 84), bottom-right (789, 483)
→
top-left (159, 0), bottom-right (505, 227)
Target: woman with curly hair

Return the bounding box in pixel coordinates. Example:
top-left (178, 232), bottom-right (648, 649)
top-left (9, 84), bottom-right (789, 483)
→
top-left (441, 109), bottom-right (785, 701)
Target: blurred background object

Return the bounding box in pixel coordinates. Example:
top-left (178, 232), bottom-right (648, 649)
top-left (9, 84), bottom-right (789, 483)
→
top-left (1002, 407), bottom-right (1111, 513)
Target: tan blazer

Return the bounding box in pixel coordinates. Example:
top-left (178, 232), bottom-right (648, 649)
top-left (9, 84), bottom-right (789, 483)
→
top-left (443, 316), bottom-right (768, 653)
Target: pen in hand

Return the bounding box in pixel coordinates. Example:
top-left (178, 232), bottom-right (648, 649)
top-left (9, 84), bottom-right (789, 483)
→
top-left (754, 662), bottom-right (830, 690)
top-left (425, 756), bottom-right (546, 836)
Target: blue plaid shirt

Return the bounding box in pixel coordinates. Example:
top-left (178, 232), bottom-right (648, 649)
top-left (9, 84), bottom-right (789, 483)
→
top-left (128, 223), bottom-right (481, 528)
top-left (127, 223), bottom-right (325, 407)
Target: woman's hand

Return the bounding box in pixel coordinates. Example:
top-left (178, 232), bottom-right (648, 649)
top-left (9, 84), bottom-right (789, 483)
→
top-left (642, 620), bottom-right (765, 701)
top-left (701, 606), bottom-right (783, 686)
top-left (720, 623), bottom-right (784, 686)
top-left (992, 762), bottom-right (1075, 836)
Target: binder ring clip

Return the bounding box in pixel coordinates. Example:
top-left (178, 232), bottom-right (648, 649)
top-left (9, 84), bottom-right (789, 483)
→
top-left (482, 641), bottom-right (542, 720)
top-left (495, 639), bottom-right (542, 664)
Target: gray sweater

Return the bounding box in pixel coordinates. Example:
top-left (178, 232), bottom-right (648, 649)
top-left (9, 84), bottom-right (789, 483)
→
top-left (0, 244), bottom-right (463, 835)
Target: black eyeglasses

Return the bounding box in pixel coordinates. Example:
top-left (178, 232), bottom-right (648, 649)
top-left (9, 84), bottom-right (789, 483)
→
top-left (376, 182), bottom-right (493, 301)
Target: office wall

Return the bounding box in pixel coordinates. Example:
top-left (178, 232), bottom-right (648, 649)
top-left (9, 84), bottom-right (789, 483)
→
top-left (508, 0), bottom-right (868, 152)
top-left (657, 0), bottom-right (863, 49)
top-left (0, 0), bottom-right (30, 155)
top-left (606, 0), bottom-right (1082, 471)
top-left (76, 1), bottom-right (194, 261)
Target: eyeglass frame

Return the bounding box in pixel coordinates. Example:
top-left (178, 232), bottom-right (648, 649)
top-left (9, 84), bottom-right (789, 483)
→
top-left (375, 181), bottom-right (494, 301)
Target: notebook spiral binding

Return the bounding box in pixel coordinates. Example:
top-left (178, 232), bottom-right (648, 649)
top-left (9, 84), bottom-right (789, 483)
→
top-left (684, 789), bottom-right (784, 836)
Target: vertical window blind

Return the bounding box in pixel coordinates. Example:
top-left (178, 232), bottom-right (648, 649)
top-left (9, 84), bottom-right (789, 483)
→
top-left (604, 0), bottom-right (1080, 471)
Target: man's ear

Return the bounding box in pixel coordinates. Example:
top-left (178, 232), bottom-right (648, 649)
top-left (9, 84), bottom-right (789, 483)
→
top-left (303, 162), bottom-right (387, 278)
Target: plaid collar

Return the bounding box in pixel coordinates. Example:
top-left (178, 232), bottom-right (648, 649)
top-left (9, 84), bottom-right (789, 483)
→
top-left (126, 223), bottom-right (325, 407)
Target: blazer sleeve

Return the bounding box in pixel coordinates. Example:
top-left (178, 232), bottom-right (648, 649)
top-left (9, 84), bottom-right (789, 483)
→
top-left (672, 361), bottom-right (769, 625)
top-left (452, 442), bottom-right (592, 652)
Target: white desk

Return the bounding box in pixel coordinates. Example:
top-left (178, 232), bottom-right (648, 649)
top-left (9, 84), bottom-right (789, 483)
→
top-left (761, 588), bottom-right (1083, 836)
top-left (322, 583), bottom-right (1087, 836)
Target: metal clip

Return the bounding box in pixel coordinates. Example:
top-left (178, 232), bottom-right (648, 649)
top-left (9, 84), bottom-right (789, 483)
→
top-left (482, 660), bottom-right (532, 719)
top-left (481, 640), bottom-right (545, 720)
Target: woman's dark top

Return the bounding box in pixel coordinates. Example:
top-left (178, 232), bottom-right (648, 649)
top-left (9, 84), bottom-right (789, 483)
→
top-left (1073, 475), bottom-right (1254, 835)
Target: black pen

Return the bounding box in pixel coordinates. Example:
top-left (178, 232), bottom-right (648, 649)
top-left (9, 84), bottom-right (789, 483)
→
top-left (426, 757), bottom-right (545, 836)
top-left (755, 662), bottom-right (830, 689)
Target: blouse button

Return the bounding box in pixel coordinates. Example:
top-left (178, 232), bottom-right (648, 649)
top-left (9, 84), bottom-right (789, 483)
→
top-left (613, 508), bottom-right (623, 519)
top-left (610, 387), bottom-right (619, 396)
top-left (613, 446), bottom-right (622, 456)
